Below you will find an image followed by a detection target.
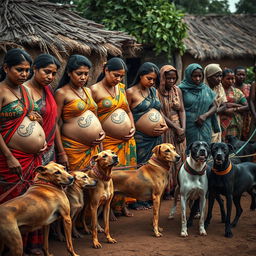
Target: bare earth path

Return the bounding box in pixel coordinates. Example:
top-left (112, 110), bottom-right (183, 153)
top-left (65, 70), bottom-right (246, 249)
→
top-left (50, 196), bottom-right (256, 256)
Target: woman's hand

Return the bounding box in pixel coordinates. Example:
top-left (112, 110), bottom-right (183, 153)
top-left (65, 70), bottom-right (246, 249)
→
top-left (153, 124), bottom-right (168, 137)
top-left (6, 155), bottom-right (22, 177)
top-left (39, 141), bottom-right (48, 152)
top-left (91, 131), bottom-right (106, 145)
top-left (176, 128), bottom-right (186, 143)
top-left (123, 127), bottom-right (135, 141)
top-left (57, 153), bottom-right (70, 171)
top-left (195, 114), bottom-right (206, 127)
top-left (29, 111), bottom-right (43, 124)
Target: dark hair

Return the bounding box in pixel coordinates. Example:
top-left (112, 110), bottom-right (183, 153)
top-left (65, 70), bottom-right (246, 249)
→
top-left (222, 68), bottom-right (234, 78)
top-left (0, 48), bottom-right (32, 82)
top-left (57, 54), bottom-right (92, 89)
top-left (130, 62), bottom-right (160, 87)
top-left (33, 54), bottom-right (61, 70)
top-left (96, 57), bottom-right (127, 82)
top-left (234, 66), bottom-right (246, 74)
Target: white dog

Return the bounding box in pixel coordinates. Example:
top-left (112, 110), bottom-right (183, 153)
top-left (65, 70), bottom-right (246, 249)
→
top-left (169, 141), bottom-right (209, 237)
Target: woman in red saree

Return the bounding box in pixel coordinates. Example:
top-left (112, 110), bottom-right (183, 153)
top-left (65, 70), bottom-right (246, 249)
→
top-left (26, 54), bottom-right (61, 165)
top-left (0, 49), bottom-right (46, 255)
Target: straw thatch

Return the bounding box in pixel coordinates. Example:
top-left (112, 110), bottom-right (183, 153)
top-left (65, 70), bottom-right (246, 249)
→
top-left (0, 0), bottom-right (137, 60)
top-left (184, 14), bottom-right (256, 60)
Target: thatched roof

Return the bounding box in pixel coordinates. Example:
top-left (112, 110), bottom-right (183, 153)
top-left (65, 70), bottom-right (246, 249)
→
top-left (184, 14), bottom-right (256, 60)
top-left (0, 0), bottom-right (137, 60)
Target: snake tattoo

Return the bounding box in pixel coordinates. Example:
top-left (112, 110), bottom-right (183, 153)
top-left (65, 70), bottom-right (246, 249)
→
top-left (77, 115), bottom-right (93, 128)
top-left (148, 112), bottom-right (160, 122)
top-left (17, 122), bottom-right (36, 137)
top-left (111, 112), bottom-right (125, 124)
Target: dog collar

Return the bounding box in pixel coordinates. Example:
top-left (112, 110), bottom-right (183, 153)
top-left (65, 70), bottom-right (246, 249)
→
top-left (211, 162), bottom-right (232, 176)
top-left (148, 157), bottom-right (170, 170)
top-left (33, 178), bottom-right (63, 190)
top-left (184, 160), bottom-right (207, 176)
top-left (93, 166), bottom-right (111, 181)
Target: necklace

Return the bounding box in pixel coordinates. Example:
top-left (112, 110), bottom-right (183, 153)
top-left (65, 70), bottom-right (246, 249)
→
top-left (139, 87), bottom-right (150, 99)
top-left (103, 84), bottom-right (116, 98)
top-left (70, 86), bottom-right (88, 104)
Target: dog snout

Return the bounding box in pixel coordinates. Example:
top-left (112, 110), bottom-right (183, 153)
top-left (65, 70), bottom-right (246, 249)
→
top-left (68, 176), bottom-right (74, 183)
top-left (199, 148), bottom-right (206, 155)
top-left (175, 155), bottom-right (181, 162)
top-left (216, 153), bottom-right (223, 160)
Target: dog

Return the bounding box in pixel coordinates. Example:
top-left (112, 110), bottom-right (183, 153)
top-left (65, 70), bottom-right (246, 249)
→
top-left (205, 142), bottom-right (256, 238)
top-left (66, 171), bottom-right (97, 238)
top-left (111, 143), bottom-right (180, 237)
top-left (0, 161), bottom-right (79, 256)
top-left (226, 135), bottom-right (256, 163)
top-left (168, 141), bottom-right (210, 237)
top-left (83, 150), bottom-right (118, 249)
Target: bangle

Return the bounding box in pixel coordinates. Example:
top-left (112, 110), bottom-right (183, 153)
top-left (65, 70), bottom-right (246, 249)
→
top-left (58, 151), bottom-right (66, 156)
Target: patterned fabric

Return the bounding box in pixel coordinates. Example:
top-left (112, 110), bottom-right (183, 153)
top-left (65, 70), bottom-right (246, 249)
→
top-left (220, 86), bottom-right (247, 140)
top-left (132, 87), bottom-right (162, 164)
top-left (158, 65), bottom-right (186, 186)
top-left (62, 88), bottom-right (99, 171)
top-left (179, 63), bottom-right (219, 146)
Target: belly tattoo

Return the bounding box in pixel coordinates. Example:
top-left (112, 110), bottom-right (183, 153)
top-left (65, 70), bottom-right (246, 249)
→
top-left (17, 122), bottom-right (36, 137)
top-left (77, 115), bottom-right (93, 128)
top-left (111, 112), bottom-right (125, 124)
top-left (148, 112), bottom-right (160, 122)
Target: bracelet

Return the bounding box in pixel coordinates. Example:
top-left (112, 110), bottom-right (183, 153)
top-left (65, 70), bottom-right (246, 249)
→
top-left (58, 151), bottom-right (67, 156)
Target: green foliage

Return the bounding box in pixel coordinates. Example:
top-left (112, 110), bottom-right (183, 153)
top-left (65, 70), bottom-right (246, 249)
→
top-left (246, 67), bottom-right (256, 84)
top-left (74, 0), bottom-right (187, 56)
top-left (236, 0), bottom-right (256, 14)
top-left (208, 0), bottom-right (230, 14)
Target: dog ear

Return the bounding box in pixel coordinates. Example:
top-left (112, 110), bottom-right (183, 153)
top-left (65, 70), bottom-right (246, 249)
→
top-left (227, 143), bottom-right (235, 154)
top-left (34, 166), bottom-right (47, 173)
top-left (185, 142), bottom-right (193, 155)
top-left (152, 145), bottom-right (161, 155)
top-left (90, 154), bottom-right (99, 166)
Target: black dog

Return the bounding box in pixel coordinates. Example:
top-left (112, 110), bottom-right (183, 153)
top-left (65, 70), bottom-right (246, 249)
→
top-left (205, 142), bottom-right (256, 238)
top-left (226, 135), bottom-right (256, 163)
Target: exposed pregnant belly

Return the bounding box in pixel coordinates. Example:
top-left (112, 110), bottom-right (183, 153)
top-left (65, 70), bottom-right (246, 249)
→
top-left (8, 116), bottom-right (46, 154)
top-left (101, 108), bottom-right (132, 140)
top-left (62, 110), bottom-right (104, 146)
top-left (135, 109), bottom-right (166, 137)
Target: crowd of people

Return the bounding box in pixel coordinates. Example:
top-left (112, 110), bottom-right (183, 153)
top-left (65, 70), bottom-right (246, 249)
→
top-left (0, 48), bottom-right (255, 255)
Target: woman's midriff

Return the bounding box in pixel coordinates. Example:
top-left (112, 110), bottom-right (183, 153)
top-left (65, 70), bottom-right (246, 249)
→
top-left (101, 108), bottom-right (132, 139)
top-left (135, 108), bottom-right (166, 136)
top-left (62, 110), bottom-right (104, 146)
top-left (8, 116), bottom-right (46, 154)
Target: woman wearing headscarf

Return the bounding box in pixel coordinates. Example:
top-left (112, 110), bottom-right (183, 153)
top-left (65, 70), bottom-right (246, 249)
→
top-left (179, 63), bottom-right (219, 146)
top-left (204, 63), bottom-right (227, 142)
top-left (158, 65), bottom-right (186, 199)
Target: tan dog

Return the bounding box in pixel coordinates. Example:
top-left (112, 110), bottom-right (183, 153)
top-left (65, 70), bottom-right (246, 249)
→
top-left (112, 143), bottom-right (180, 237)
top-left (83, 150), bottom-right (118, 249)
top-left (0, 161), bottom-right (79, 256)
top-left (66, 171), bottom-right (97, 238)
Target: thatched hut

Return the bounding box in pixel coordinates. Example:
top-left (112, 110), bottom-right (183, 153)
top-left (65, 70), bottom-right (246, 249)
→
top-left (175, 14), bottom-right (256, 78)
top-left (0, 0), bottom-right (138, 84)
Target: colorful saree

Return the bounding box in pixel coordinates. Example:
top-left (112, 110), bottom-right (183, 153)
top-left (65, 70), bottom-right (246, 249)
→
top-left (220, 86), bottom-right (247, 140)
top-left (132, 87), bottom-right (162, 164)
top-left (179, 63), bottom-right (219, 146)
top-left (37, 85), bottom-right (57, 165)
top-left (62, 88), bottom-right (100, 171)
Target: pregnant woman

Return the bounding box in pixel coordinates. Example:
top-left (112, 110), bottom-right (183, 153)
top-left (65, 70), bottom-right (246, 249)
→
top-left (55, 55), bottom-right (105, 171)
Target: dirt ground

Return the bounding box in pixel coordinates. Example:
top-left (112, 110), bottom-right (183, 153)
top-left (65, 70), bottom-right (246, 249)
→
top-left (50, 195), bottom-right (256, 256)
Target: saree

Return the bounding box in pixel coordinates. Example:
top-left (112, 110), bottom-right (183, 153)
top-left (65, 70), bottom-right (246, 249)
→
top-left (37, 85), bottom-right (57, 165)
top-left (97, 83), bottom-right (137, 167)
top-left (179, 63), bottom-right (219, 146)
top-left (62, 88), bottom-right (100, 171)
top-left (220, 86), bottom-right (247, 140)
top-left (132, 87), bottom-right (162, 164)
top-left (158, 65), bottom-right (186, 188)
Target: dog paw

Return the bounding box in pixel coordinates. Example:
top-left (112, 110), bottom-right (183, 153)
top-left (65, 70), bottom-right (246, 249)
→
top-left (225, 230), bottom-right (233, 238)
top-left (199, 228), bottom-right (207, 236)
top-left (181, 230), bottom-right (188, 237)
top-left (92, 241), bottom-right (102, 249)
top-left (107, 237), bottom-right (117, 244)
top-left (154, 231), bottom-right (163, 237)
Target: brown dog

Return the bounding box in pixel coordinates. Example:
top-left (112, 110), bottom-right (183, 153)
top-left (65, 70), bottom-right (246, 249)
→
top-left (0, 161), bottom-right (79, 256)
top-left (112, 143), bottom-right (180, 237)
top-left (66, 171), bottom-right (97, 238)
top-left (83, 150), bottom-right (118, 248)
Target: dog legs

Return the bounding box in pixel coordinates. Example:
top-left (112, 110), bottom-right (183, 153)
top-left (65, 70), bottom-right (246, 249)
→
top-left (168, 186), bottom-right (179, 219)
top-left (152, 194), bottom-right (162, 237)
top-left (91, 202), bottom-right (102, 248)
top-left (204, 192), bottom-right (215, 229)
top-left (199, 195), bottom-right (207, 236)
top-left (42, 225), bottom-right (52, 256)
top-left (231, 196), bottom-right (243, 227)
top-left (180, 195), bottom-right (188, 237)
top-left (224, 194), bottom-right (233, 238)
top-left (103, 198), bottom-right (117, 244)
